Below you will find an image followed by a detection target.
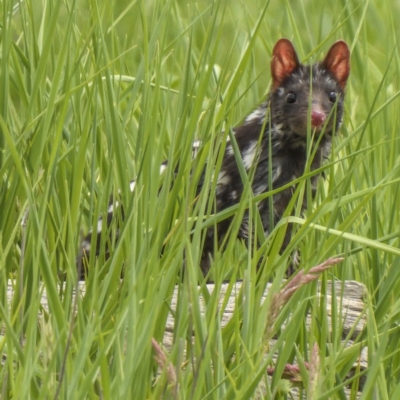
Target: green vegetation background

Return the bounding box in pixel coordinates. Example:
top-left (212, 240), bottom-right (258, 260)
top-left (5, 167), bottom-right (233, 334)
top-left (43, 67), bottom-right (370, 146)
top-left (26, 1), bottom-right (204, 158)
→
top-left (1, 0), bottom-right (400, 398)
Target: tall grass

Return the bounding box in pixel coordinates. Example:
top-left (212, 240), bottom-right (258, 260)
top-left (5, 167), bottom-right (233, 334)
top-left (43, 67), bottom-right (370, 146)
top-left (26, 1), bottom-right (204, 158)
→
top-left (1, 0), bottom-right (400, 398)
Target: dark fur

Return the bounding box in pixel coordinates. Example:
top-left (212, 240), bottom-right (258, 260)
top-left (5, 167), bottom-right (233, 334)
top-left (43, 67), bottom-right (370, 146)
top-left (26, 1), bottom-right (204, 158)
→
top-left (79, 39), bottom-right (350, 278)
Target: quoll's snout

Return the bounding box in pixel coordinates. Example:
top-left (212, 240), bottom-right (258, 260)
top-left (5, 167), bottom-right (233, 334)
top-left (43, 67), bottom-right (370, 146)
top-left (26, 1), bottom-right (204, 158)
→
top-left (311, 108), bottom-right (326, 128)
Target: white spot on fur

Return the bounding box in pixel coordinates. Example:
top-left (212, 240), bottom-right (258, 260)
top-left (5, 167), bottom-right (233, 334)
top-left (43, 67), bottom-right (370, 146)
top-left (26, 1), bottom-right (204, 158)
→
top-left (245, 108), bottom-right (265, 123)
top-left (242, 141), bottom-right (258, 169)
top-left (107, 201), bottom-right (119, 213)
top-left (217, 171), bottom-right (231, 186)
top-left (226, 145), bottom-right (234, 156)
top-left (82, 241), bottom-right (91, 252)
top-left (192, 139), bottom-right (201, 148)
top-left (254, 183), bottom-right (268, 195)
top-left (239, 219), bottom-right (249, 239)
top-left (192, 140), bottom-right (202, 157)
top-left (97, 219), bottom-right (103, 233)
top-left (130, 181), bottom-right (136, 192)
top-left (272, 165), bottom-right (282, 183)
top-left (160, 164), bottom-right (167, 174)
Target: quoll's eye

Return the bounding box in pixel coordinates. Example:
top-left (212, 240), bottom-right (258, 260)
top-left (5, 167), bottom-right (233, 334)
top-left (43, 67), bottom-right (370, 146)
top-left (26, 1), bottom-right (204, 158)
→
top-left (286, 92), bottom-right (297, 103)
top-left (328, 91), bottom-right (337, 102)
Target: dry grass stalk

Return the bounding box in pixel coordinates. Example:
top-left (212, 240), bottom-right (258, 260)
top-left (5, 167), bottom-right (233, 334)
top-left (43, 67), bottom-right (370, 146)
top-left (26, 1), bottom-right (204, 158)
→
top-left (151, 338), bottom-right (178, 397)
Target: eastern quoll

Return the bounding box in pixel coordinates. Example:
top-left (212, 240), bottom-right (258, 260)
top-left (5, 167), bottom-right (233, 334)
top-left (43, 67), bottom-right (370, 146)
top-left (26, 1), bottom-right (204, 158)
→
top-left (78, 38), bottom-right (350, 279)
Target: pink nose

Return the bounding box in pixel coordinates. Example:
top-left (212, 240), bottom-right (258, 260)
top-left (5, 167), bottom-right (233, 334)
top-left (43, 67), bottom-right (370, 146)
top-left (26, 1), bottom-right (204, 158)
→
top-left (311, 110), bottom-right (326, 127)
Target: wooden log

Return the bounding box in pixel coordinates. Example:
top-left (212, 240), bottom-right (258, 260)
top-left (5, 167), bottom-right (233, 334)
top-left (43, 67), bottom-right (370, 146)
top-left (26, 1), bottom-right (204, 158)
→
top-left (6, 279), bottom-right (367, 398)
top-left (164, 279), bottom-right (367, 399)
top-left (165, 280), bottom-right (366, 339)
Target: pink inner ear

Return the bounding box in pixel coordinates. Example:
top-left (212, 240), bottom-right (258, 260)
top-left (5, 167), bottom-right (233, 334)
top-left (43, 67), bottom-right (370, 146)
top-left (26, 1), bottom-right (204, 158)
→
top-left (323, 41), bottom-right (350, 88)
top-left (271, 39), bottom-right (300, 89)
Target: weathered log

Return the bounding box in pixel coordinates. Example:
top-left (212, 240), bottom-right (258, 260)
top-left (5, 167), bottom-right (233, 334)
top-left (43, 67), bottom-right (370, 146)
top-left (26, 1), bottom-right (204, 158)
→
top-left (6, 279), bottom-right (367, 399)
top-left (164, 280), bottom-right (367, 399)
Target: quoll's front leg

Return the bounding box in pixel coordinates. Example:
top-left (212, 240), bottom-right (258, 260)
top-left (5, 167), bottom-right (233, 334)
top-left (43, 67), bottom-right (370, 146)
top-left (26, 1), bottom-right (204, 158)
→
top-left (77, 183), bottom-right (133, 278)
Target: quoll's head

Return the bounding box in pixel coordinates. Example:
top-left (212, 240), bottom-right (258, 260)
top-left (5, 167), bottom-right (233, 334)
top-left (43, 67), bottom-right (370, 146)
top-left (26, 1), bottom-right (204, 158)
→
top-left (270, 39), bottom-right (350, 137)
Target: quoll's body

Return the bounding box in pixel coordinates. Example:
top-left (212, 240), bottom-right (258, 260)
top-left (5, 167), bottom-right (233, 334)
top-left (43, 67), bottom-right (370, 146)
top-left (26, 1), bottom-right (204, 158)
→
top-left (79, 39), bottom-right (350, 278)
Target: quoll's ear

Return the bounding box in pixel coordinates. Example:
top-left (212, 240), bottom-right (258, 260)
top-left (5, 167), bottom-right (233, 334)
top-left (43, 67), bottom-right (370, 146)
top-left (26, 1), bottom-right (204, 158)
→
top-left (322, 40), bottom-right (350, 88)
top-left (271, 39), bottom-right (301, 89)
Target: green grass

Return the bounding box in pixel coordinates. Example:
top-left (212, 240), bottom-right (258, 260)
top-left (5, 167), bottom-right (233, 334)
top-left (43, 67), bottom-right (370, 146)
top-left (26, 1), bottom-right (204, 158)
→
top-left (1, 0), bottom-right (400, 398)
